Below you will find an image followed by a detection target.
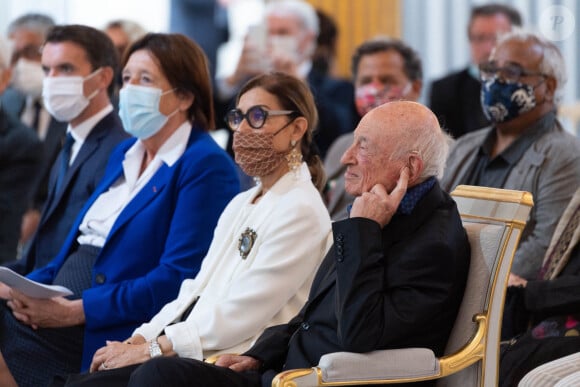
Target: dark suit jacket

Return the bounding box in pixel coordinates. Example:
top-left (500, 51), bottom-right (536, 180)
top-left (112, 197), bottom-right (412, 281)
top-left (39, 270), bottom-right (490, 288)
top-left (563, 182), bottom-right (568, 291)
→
top-left (0, 107), bottom-right (43, 262)
top-left (7, 111), bottom-right (129, 274)
top-left (0, 87), bottom-right (68, 212)
top-left (245, 182), bottom-right (470, 386)
top-left (429, 68), bottom-right (489, 139)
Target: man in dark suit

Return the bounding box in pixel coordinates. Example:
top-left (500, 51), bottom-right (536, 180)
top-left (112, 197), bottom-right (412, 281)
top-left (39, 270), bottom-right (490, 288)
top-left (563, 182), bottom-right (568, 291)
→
top-left (429, 3), bottom-right (521, 138)
top-left (0, 13), bottom-right (67, 248)
top-left (110, 101), bottom-right (470, 387)
top-left (0, 40), bottom-right (43, 263)
top-left (215, 0), bottom-right (355, 158)
top-left (4, 24), bottom-right (128, 274)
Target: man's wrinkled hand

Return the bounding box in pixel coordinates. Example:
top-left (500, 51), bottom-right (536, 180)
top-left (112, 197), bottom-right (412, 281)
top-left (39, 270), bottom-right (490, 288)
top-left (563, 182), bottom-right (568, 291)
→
top-left (215, 354), bottom-right (261, 372)
top-left (350, 167), bottom-right (409, 227)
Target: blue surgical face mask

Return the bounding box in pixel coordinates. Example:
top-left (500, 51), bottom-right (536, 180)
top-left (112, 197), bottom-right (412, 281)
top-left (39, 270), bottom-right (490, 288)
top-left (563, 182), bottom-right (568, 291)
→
top-left (119, 84), bottom-right (178, 139)
top-left (480, 78), bottom-right (537, 124)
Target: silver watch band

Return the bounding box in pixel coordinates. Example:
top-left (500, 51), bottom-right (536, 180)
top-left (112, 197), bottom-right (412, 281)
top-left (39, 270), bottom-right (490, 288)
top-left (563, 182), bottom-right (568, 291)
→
top-left (148, 339), bottom-right (163, 358)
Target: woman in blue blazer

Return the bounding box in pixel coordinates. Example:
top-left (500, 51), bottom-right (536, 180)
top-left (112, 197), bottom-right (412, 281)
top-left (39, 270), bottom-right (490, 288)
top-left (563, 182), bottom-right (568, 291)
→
top-left (0, 33), bottom-right (239, 387)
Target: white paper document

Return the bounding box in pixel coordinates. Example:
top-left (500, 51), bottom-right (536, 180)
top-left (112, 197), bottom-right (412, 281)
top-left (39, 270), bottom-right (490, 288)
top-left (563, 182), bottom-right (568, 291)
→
top-left (0, 267), bottom-right (73, 298)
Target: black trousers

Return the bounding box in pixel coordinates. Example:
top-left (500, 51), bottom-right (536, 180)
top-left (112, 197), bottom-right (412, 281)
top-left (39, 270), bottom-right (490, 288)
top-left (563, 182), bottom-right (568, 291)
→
top-left (62, 358), bottom-right (264, 387)
top-left (499, 334), bottom-right (580, 387)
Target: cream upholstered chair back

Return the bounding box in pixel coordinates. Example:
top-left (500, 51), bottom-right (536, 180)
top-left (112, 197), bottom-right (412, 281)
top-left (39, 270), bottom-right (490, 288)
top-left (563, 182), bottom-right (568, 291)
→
top-left (437, 185), bottom-right (533, 387)
top-left (272, 185), bottom-right (533, 387)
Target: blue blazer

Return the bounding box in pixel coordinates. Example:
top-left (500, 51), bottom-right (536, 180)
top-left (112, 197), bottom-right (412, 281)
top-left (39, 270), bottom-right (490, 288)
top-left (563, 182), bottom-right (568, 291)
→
top-left (28, 126), bottom-right (240, 370)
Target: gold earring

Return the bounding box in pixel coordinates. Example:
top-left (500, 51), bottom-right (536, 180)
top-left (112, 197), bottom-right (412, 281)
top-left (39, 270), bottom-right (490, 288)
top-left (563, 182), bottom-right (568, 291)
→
top-left (286, 140), bottom-right (302, 177)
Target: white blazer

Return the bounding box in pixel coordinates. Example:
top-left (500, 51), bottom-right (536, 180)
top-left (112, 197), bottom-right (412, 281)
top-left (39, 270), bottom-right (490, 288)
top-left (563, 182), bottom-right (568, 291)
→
top-left (133, 163), bottom-right (332, 360)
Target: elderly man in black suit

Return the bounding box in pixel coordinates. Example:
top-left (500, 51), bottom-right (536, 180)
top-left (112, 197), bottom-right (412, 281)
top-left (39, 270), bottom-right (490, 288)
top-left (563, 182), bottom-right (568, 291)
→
top-left (3, 25), bottom-right (128, 275)
top-left (0, 38), bottom-right (42, 263)
top-left (65, 101), bottom-right (470, 387)
top-left (429, 3), bottom-right (521, 138)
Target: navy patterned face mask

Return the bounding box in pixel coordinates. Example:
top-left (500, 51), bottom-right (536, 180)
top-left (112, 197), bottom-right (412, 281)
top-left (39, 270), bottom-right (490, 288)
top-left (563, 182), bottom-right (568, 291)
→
top-left (480, 78), bottom-right (537, 123)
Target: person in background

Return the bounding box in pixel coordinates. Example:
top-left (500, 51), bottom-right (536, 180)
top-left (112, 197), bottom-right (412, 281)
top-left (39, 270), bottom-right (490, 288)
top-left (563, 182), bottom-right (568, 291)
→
top-left (0, 32), bottom-right (239, 387)
top-left (60, 72), bottom-right (332, 387)
top-left (103, 19), bottom-right (147, 99)
top-left (0, 36), bottom-right (42, 262)
top-left (324, 37), bottom-right (422, 221)
top-left (441, 30), bottom-right (580, 282)
top-left (104, 19), bottom-right (147, 62)
top-left (169, 0), bottom-right (229, 82)
top-left (312, 8), bottom-right (338, 77)
top-left (216, 0), bottom-right (356, 158)
top-left (1, 13), bottom-right (68, 250)
top-left (80, 101), bottom-right (470, 387)
top-left (498, 188), bottom-right (580, 386)
top-left (3, 25), bottom-right (128, 275)
top-left (429, 3), bottom-right (522, 138)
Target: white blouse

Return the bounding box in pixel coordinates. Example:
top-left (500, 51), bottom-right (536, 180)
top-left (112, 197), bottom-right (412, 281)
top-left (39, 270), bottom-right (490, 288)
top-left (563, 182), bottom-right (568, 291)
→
top-left (77, 122), bottom-right (191, 247)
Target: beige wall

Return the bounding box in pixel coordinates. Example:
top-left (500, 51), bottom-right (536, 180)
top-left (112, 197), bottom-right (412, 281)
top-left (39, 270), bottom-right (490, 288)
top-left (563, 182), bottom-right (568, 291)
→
top-left (307, 0), bottom-right (401, 78)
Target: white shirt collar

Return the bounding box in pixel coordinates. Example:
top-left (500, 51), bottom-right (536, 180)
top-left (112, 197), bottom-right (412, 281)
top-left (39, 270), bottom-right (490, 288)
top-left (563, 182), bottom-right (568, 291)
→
top-left (67, 104), bottom-right (114, 142)
top-left (124, 120), bottom-right (192, 169)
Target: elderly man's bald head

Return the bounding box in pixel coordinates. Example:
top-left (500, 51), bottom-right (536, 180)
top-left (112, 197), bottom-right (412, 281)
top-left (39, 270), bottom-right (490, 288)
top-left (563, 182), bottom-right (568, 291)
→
top-left (341, 101), bottom-right (450, 196)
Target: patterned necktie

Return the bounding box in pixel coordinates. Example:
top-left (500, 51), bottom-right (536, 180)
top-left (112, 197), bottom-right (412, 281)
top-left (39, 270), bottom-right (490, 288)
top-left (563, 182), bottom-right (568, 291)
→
top-left (55, 133), bottom-right (75, 193)
top-left (539, 190), bottom-right (580, 280)
top-left (32, 99), bottom-right (42, 133)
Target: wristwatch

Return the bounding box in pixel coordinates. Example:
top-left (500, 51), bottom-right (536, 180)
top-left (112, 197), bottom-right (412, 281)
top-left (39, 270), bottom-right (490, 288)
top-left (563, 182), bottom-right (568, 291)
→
top-left (148, 339), bottom-right (163, 358)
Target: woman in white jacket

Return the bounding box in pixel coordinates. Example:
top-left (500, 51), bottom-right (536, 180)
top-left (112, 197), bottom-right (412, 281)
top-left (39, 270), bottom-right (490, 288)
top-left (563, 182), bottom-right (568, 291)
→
top-left (62, 72), bottom-right (332, 386)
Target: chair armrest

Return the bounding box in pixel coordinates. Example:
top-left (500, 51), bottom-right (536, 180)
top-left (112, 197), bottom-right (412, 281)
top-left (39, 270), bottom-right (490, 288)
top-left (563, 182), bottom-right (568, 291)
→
top-left (319, 348), bottom-right (439, 382)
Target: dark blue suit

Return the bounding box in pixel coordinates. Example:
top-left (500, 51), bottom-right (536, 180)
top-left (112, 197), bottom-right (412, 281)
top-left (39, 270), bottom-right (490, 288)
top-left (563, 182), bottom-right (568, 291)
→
top-left (27, 126), bottom-right (239, 369)
top-left (0, 107), bottom-right (42, 262)
top-left (6, 111), bottom-right (129, 274)
top-left (0, 87), bottom-right (68, 214)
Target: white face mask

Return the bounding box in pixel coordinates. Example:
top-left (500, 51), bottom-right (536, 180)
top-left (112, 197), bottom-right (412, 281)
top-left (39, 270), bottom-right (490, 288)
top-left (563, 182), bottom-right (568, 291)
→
top-left (42, 68), bottom-right (102, 122)
top-left (119, 84), bottom-right (178, 140)
top-left (12, 58), bottom-right (44, 98)
top-left (268, 35), bottom-right (300, 64)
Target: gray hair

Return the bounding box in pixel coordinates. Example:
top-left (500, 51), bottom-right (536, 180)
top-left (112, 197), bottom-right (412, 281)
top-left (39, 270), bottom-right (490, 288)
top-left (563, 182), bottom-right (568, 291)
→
top-left (390, 115), bottom-right (453, 181)
top-left (104, 19), bottom-right (147, 43)
top-left (494, 29), bottom-right (567, 105)
top-left (7, 13), bottom-right (55, 38)
top-left (265, 0), bottom-right (319, 58)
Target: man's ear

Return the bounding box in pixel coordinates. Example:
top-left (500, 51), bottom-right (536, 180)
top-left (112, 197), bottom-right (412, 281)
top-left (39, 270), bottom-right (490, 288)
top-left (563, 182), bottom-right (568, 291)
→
top-left (407, 154), bottom-right (424, 185)
top-left (99, 66), bottom-right (115, 90)
top-left (544, 76), bottom-right (557, 102)
top-left (408, 79), bottom-right (422, 101)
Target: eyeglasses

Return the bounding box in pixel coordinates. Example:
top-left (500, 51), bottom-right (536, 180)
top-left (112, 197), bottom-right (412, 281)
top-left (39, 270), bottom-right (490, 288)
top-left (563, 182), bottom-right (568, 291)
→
top-left (479, 61), bottom-right (547, 83)
top-left (225, 105), bottom-right (298, 130)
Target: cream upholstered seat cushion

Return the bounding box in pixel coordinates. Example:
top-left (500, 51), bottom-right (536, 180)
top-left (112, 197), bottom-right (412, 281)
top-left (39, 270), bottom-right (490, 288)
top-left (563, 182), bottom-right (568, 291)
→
top-left (320, 348), bottom-right (439, 382)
